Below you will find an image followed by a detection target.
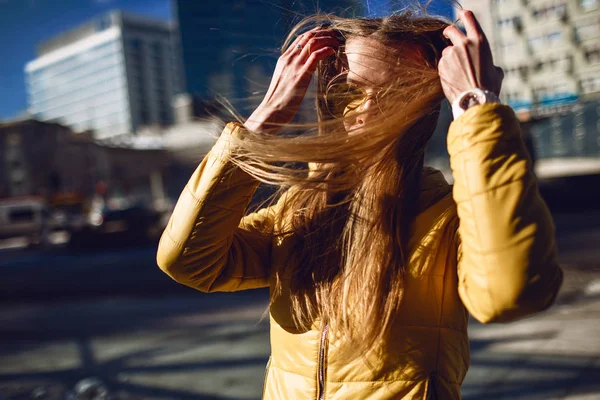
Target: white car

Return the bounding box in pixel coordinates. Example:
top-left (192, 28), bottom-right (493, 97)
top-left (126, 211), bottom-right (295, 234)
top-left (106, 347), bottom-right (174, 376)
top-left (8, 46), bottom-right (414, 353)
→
top-left (0, 197), bottom-right (49, 241)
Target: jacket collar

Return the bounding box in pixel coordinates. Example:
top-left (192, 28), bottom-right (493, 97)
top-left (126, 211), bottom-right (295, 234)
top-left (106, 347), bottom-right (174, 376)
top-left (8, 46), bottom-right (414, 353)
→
top-left (419, 167), bottom-right (452, 213)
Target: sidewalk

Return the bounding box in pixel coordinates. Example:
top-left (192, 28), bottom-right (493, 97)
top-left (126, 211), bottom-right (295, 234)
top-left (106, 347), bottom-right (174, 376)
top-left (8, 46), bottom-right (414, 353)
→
top-left (0, 291), bottom-right (272, 400)
top-left (0, 264), bottom-right (598, 400)
top-left (459, 216), bottom-right (600, 399)
top-left (1, 211), bottom-right (599, 399)
top-left (463, 268), bottom-right (600, 399)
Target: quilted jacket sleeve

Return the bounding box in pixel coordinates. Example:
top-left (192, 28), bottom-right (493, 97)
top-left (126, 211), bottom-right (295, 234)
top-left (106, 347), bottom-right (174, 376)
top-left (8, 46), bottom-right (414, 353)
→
top-left (448, 103), bottom-right (563, 323)
top-left (156, 122), bottom-right (276, 292)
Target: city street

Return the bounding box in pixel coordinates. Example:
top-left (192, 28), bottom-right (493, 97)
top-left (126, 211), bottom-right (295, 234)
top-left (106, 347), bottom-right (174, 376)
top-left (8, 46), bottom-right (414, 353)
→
top-left (2, 0), bottom-right (600, 397)
top-left (1, 209), bottom-right (599, 400)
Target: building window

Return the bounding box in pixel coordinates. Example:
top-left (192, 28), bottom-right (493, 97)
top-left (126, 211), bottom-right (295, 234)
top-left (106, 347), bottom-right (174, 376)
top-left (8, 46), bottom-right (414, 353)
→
top-left (497, 17), bottom-right (513, 29)
top-left (580, 76), bottom-right (600, 93)
top-left (547, 31), bottom-right (563, 44)
top-left (584, 46), bottom-right (600, 63)
top-left (528, 32), bottom-right (566, 51)
top-left (151, 42), bottom-right (162, 56)
top-left (500, 40), bottom-right (518, 58)
top-left (554, 81), bottom-right (571, 93)
top-left (534, 55), bottom-right (572, 72)
top-left (580, 0), bottom-right (599, 11)
top-left (504, 65), bottom-right (529, 79)
top-left (555, 3), bottom-right (568, 16)
top-left (575, 21), bottom-right (600, 40)
top-left (527, 35), bottom-right (545, 51)
top-left (497, 16), bottom-right (522, 32)
top-left (532, 3), bottom-right (567, 20)
top-left (129, 38), bottom-right (142, 51)
top-left (534, 85), bottom-right (549, 98)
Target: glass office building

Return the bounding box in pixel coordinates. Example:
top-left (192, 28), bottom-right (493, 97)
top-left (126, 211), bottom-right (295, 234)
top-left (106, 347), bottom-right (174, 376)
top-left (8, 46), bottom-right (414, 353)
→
top-left (26, 12), bottom-right (180, 139)
top-left (173, 0), bottom-right (363, 114)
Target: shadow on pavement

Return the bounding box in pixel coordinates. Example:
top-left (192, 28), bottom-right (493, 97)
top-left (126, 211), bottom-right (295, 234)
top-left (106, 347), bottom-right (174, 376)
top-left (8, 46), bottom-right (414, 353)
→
top-left (0, 244), bottom-right (190, 303)
top-left (0, 291), bottom-right (271, 400)
top-left (1, 335), bottom-right (269, 400)
top-left (0, 290), bottom-right (270, 341)
top-left (463, 285), bottom-right (600, 400)
top-left (464, 349), bottom-right (600, 399)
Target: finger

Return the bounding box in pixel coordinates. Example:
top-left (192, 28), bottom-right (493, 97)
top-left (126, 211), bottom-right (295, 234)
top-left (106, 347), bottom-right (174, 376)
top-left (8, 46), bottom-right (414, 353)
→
top-left (285, 27), bottom-right (334, 55)
top-left (285, 31), bottom-right (331, 57)
top-left (296, 30), bottom-right (337, 51)
top-left (304, 47), bottom-right (336, 71)
top-left (285, 34), bottom-right (310, 55)
top-left (299, 37), bottom-right (340, 60)
top-left (459, 10), bottom-right (485, 40)
top-left (443, 25), bottom-right (467, 46)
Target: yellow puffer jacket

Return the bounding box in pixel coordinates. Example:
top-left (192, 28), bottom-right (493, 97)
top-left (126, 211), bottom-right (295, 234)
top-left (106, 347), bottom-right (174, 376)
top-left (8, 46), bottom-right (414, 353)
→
top-left (157, 103), bottom-right (563, 399)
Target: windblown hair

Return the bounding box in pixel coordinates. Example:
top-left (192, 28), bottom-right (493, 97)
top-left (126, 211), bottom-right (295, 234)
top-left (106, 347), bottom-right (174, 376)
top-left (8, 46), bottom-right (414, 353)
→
top-left (227, 9), bottom-right (452, 360)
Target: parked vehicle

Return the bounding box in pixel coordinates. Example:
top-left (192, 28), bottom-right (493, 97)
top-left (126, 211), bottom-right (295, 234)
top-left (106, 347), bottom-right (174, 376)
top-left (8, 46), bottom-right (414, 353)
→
top-left (0, 197), bottom-right (49, 244)
top-left (47, 192), bottom-right (87, 232)
top-left (68, 196), bottom-right (160, 248)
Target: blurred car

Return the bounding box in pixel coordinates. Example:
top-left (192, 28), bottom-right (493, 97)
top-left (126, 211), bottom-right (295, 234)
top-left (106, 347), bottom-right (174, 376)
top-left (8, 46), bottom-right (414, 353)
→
top-left (68, 197), bottom-right (160, 248)
top-left (0, 197), bottom-right (49, 242)
top-left (48, 192), bottom-right (87, 232)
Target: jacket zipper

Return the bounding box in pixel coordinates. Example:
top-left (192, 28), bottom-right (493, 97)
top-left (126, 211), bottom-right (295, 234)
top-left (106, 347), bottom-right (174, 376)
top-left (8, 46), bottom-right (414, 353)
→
top-left (317, 323), bottom-right (329, 400)
top-left (426, 372), bottom-right (437, 400)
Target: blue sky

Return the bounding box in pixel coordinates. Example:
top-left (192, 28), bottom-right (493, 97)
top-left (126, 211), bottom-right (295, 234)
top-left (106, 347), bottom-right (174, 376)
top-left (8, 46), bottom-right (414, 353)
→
top-left (0, 0), bottom-right (171, 119)
top-left (0, 0), bottom-right (454, 119)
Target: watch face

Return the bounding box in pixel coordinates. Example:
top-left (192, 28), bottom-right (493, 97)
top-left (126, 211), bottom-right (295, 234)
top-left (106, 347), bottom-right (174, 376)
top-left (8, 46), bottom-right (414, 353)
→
top-left (459, 93), bottom-right (473, 109)
top-left (460, 91), bottom-right (484, 110)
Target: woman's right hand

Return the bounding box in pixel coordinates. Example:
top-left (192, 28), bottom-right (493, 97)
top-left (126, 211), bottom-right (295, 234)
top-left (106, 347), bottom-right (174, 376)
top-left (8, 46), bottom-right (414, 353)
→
top-left (244, 27), bottom-right (340, 134)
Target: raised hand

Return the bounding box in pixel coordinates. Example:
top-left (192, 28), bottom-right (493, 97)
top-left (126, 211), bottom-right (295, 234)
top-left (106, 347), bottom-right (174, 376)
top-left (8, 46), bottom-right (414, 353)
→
top-left (245, 27), bottom-right (340, 134)
top-left (438, 10), bottom-right (504, 103)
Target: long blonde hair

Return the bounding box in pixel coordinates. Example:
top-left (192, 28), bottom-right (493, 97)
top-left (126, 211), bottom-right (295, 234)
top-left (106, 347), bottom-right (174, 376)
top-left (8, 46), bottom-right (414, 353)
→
top-left (227, 10), bottom-right (451, 359)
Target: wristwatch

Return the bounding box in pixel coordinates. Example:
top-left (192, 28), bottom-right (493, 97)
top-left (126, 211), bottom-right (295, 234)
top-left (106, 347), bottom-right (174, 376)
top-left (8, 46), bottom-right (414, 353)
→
top-left (451, 88), bottom-right (500, 119)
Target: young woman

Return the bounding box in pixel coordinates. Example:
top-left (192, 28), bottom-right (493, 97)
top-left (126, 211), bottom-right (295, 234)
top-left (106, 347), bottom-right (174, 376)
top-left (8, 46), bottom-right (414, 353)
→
top-left (157, 9), bottom-right (563, 399)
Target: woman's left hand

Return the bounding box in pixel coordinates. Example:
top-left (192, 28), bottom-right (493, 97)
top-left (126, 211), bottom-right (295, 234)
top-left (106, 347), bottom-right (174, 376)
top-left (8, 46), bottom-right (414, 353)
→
top-left (438, 10), bottom-right (504, 103)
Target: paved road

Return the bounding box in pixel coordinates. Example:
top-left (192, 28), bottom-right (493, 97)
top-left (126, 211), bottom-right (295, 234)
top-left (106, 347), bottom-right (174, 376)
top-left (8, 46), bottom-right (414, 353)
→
top-left (0, 210), bottom-right (599, 399)
top-left (0, 243), bottom-right (187, 302)
top-left (0, 290), bottom-right (271, 400)
top-left (1, 270), bottom-right (598, 400)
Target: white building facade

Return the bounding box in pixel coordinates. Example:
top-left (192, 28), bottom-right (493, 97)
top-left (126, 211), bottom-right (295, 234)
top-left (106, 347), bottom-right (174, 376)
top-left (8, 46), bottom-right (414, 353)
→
top-left (456, 0), bottom-right (600, 174)
top-left (25, 12), bottom-right (180, 139)
top-left (458, 0), bottom-right (600, 116)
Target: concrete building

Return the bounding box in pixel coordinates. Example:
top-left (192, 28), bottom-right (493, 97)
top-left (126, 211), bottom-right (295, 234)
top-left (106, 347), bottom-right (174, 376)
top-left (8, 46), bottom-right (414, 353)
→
top-left (25, 11), bottom-right (181, 139)
top-left (0, 118), bottom-right (168, 202)
top-left (458, 0), bottom-right (600, 117)
top-left (454, 0), bottom-right (600, 177)
top-left (0, 118), bottom-right (81, 198)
